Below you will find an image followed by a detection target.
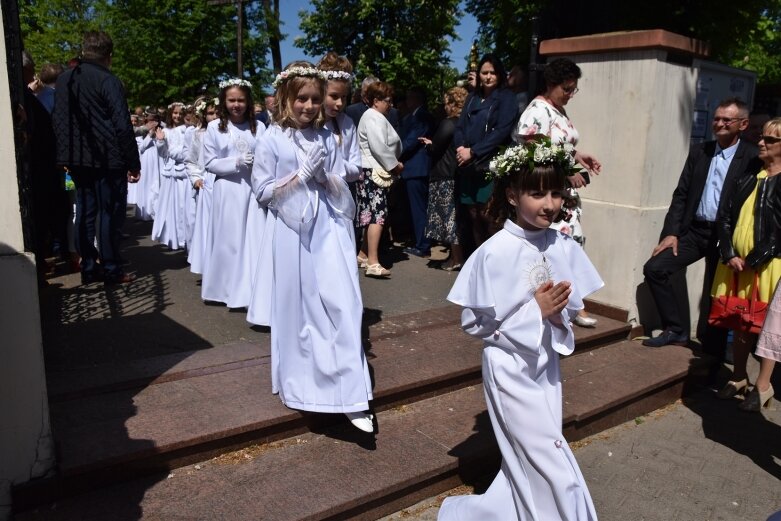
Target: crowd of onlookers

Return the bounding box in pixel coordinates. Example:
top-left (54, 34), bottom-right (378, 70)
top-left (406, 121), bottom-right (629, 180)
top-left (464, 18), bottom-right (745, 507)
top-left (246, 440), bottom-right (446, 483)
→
top-left (20, 30), bottom-right (779, 415)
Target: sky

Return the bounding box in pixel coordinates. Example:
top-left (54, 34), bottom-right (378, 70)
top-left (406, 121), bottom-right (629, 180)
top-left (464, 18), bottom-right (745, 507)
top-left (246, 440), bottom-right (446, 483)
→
top-left (273, 0), bottom-right (479, 71)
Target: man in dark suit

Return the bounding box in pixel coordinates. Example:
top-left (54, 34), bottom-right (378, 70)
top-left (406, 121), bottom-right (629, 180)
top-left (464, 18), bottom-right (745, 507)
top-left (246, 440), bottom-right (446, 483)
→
top-left (399, 86), bottom-right (434, 257)
top-left (643, 98), bottom-right (762, 355)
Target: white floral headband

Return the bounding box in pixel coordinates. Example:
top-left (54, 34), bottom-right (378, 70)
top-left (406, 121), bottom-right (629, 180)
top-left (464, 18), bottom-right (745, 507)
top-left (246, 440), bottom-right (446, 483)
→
top-left (219, 78), bottom-right (252, 90)
top-left (168, 101), bottom-right (185, 111)
top-left (322, 70), bottom-right (353, 82)
top-left (194, 100), bottom-right (207, 116)
top-left (488, 138), bottom-right (579, 180)
top-left (272, 67), bottom-right (327, 89)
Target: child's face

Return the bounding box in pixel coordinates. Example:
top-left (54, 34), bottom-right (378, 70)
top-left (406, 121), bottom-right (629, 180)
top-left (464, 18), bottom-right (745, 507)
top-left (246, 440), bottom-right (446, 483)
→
top-left (225, 87), bottom-right (248, 123)
top-left (205, 107), bottom-right (217, 123)
top-left (292, 82), bottom-right (322, 127)
top-left (324, 80), bottom-right (349, 119)
top-left (506, 187), bottom-right (563, 230)
top-left (171, 106), bottom-right (184, 126)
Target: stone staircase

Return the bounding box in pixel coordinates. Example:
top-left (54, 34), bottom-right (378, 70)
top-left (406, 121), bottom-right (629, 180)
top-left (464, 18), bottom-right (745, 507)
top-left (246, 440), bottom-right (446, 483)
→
top-left (14, 303), bottom-right (708, 520)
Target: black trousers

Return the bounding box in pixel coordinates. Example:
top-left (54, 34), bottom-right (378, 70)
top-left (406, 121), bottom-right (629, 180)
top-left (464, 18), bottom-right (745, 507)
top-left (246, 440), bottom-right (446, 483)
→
top-left (71, 167), bottom-right (127, 277)
top-left (643, 222), bottom-right (728, 357)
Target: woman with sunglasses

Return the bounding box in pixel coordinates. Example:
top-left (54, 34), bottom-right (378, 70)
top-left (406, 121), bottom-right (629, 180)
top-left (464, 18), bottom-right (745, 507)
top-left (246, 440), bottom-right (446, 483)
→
top-left (711, 117), bottom-right (781, 412)
top-left (514, 57), bottom-right (602, 328)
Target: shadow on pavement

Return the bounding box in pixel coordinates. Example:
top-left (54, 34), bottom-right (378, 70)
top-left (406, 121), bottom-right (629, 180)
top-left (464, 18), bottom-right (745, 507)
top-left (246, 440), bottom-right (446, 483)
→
top-left (683, 382), bottom-right (781, 480)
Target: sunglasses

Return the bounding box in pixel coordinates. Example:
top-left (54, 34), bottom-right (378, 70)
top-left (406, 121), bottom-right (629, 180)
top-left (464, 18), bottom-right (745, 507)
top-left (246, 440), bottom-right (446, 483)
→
top-left (760, 134), bottom-right (781, 144)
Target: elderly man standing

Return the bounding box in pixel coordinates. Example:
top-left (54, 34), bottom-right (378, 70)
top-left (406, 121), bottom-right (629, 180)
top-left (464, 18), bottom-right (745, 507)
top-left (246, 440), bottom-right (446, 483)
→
top-left (643, 98), bottom-right (762, 364)
top-left (52, 31), bottom-right (140, 285)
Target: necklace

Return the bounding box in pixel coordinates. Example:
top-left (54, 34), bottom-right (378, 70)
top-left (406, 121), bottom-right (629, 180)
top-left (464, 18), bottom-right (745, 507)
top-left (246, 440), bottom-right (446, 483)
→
top-left (515, 230), bottom-right (553, 291)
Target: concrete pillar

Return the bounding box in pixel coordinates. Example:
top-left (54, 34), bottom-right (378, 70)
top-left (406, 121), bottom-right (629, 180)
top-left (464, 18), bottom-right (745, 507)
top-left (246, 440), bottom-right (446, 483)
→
top-left (538, 30), bottom-right (752, 333)
top-left (0, 9), bottom-right (55, 520)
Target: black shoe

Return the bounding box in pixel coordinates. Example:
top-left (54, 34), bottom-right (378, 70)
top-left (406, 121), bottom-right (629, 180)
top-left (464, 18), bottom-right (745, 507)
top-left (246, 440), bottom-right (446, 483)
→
top-left (642, 330), bottom-right (689, 348)
top-left (403, 247), bottom-right (431, 258)
top-left (80, 271), bottom-right (104, 285)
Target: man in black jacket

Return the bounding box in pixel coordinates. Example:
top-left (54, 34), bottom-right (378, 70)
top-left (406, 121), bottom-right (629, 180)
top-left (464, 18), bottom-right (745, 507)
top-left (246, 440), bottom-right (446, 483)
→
top-left (52, 31), bottom-right (140, 284)
top-left (643, 98), bottom-right (762, 356)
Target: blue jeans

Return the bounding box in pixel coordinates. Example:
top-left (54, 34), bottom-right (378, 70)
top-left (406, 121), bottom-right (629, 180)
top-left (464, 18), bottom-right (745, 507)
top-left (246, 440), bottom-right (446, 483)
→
top-left (72, 168), bottom-right (127, 277)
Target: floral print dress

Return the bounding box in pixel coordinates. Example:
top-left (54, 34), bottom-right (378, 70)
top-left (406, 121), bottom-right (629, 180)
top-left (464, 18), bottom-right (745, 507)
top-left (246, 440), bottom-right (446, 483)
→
top-left (514, 98), bottom-right (585, 245)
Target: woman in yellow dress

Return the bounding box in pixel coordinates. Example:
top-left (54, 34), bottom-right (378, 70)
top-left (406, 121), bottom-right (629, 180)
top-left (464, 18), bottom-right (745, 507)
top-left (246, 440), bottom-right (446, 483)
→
top-left (712, 117), bottom-right (781, 410)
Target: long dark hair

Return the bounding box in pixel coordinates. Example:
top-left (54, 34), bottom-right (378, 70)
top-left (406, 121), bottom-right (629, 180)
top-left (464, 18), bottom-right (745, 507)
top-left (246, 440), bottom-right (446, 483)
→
top-left (486, 164), bottom-right (569, 226)
top-left (476, 54), bottom-right (507, 96)
top-left (217, 84), bottom-right (257, 135)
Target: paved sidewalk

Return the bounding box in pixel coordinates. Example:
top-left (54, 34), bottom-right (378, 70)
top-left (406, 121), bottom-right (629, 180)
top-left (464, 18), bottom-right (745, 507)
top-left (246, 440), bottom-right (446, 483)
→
top-left (382, 359), bottom-right (781, 521)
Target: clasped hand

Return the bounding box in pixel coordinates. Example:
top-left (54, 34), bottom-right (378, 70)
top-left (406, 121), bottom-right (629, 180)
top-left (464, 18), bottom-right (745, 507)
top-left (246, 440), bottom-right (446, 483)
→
top-left (298, 145), bottom-right (327, 183)
top-left (236, 151), bottom-right (254, 168)
top-left (534, 280), bottom-right (571, 320)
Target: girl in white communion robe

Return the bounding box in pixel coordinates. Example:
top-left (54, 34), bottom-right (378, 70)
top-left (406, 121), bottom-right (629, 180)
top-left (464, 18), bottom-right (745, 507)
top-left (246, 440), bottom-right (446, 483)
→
top-left (249, 63), bottom-right (373, 433)
top-left (439, 140), bottom-right (603, 521)
top-left (200, 79), bottom-right (265, 309)
top-left (185, 97), bottom-right (219, 274)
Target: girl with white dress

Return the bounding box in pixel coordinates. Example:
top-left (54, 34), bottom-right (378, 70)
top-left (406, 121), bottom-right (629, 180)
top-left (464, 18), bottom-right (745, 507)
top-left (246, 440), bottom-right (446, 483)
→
top-left (439, 140), bottom-right (603, 521)
top-left (151, 102), bottom-right (189, 249)
top-left (514, 58), bottom-right (603, 328)
top-left (317, 52), bottom-right (361, 182)
top-left (134, 112), bottom-right (162, 221)
top-left (201, 79), bottom-right (264, 308)
top-left (185, 97), bottom-right (218, 274)
top-left (249, 62), bottom-right (374, 433)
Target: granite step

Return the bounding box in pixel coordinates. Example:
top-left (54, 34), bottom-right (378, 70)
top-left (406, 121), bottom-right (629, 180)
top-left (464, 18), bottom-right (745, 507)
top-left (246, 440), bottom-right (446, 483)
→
top-left (16, 306), bottom-right (629, 509)
top-left (16, 341), bottom-right (705, 521)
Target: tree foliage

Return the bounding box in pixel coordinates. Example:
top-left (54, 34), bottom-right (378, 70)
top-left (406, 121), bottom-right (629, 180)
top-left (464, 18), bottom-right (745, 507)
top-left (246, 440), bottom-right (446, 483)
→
top-left (20, 0), bottom-right (273, 106)
top-left (465, 0), bottom-right (781, 84)
top-left (297, 0), bottom-right (461, 104)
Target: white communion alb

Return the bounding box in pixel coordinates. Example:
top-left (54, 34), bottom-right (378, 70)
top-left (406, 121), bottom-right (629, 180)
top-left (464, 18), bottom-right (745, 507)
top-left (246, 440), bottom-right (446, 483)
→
top-left (135, 133), bottom-right (161, 221)
top-left (248, 124), bottom-right (372, 413)
top-left (185, 127), bottom-right (213, 275)
top-left (200, 118), bottom-right (265, 308)
top-left (439, 219), bottom-right (603, 521)
top-left (152, 125), bottom-right (189, 250)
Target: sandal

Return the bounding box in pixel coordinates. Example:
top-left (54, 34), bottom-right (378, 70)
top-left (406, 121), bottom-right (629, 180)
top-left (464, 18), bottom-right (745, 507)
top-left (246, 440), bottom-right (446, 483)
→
top-left (442, 263), bottom-right (462, 272)
top-left (357, 255), bottom-right (369, 268)
top-left (365, 263), bottom-right (391, 278)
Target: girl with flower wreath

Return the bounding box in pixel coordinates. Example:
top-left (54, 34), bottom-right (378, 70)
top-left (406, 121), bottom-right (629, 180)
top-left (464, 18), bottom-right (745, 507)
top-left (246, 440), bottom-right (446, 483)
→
top-left (317, 52), bottom-right (361, 182)
top-left (248, 61), bottom-right (374, 433)
top-left (134, 111), bottom-right (163, 222)
top-left (201, 78), bottom-right (265, 308)
top-left (439, 140), bottom-right (603, 521)
top-left (152, 101), bottom-right (189, 249)
top-left (185, 96), bottom-right (218, 275)
top-left (513, 57), bottom-right (602, 328)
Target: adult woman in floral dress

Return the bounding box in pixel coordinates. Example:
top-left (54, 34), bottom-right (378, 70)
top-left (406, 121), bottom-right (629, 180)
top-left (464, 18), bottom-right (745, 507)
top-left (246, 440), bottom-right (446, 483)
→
top-left (514, 58), bottom-right (602, 328)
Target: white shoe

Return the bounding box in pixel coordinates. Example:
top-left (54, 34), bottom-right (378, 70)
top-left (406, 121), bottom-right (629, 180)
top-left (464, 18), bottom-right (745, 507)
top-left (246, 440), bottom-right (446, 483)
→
top-left (572, 315), bottom-right (598, 328)
top-left (345, 411), bottom-right (374, 433)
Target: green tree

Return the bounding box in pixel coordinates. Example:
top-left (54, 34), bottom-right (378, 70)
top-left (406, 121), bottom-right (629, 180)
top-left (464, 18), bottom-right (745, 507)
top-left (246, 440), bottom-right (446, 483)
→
top-left (297, 0), bottom-right (461, 104)
top-left (20, 0), bottom-right (273, 106)
top-left (20, 0), bottom-right (107, 66)
top-left (465, 0), bottom-right (781, 84)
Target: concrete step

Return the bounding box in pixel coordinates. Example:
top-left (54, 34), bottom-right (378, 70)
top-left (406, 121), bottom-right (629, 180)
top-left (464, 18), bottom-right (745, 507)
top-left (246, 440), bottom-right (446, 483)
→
top-left (16, 341), bottom-right (707, 521)
top-left (15, 306), bottom-right (629, 510)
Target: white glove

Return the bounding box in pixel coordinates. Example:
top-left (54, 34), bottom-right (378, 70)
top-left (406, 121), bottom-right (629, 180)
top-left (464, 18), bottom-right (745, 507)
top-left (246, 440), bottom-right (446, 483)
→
top-left (236, 152), bottom-right (254, 169)
top-left (297, 145), bottom-right (326, 183)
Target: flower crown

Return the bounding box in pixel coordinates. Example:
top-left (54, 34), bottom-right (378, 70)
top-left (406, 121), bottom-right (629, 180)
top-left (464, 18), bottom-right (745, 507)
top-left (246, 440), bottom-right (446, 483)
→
top-left (487, 137), bottom-right (579, 180)
top-left (194, 100), bottom-right (207, 117)
top-left (272, 67), bottom-right (327, 88)
top-left (321, 70), bottom-right (353, 82)
top-left (219, 78), bottom-right (252, 90)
